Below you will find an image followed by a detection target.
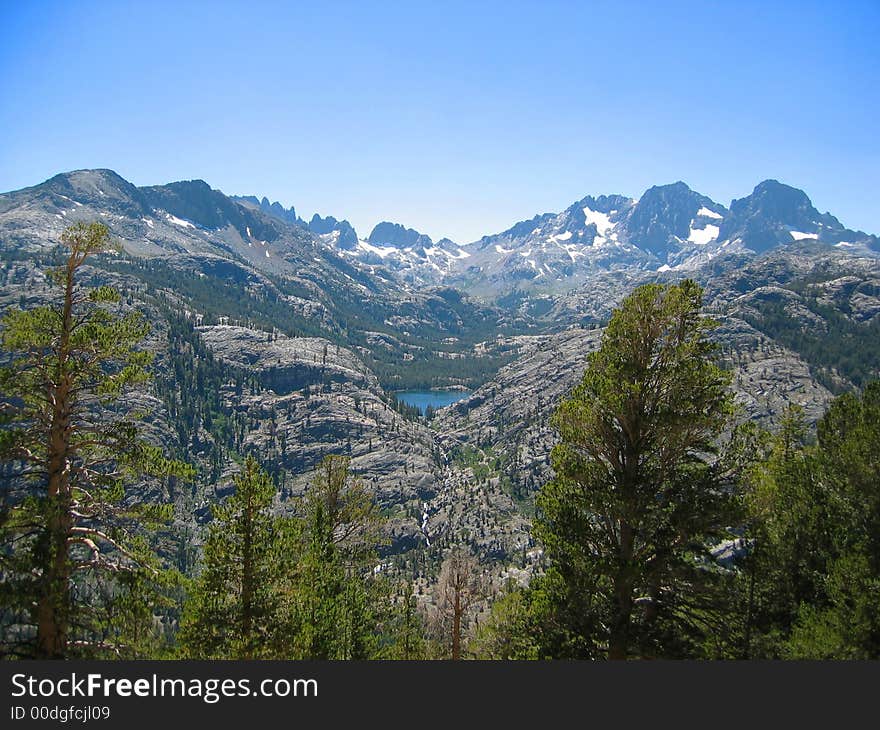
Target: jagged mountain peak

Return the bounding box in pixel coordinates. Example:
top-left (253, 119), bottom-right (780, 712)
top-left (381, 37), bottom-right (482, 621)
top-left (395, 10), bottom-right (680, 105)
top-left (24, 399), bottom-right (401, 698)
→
top-left (734, 179), bottom-right (819, 221)
top-left (368, 221), bottom-right (433, 250)
top-left (309, 213), bottom-right (358, 250)
top-left (476, 212), bottom-right (557, 249)
top-left (2, 169), bottom-right (877, 302)
top-left (235, 195), bottom-right (299, 227)
top-left (717, 179), bottom-right (857, 253)
top-left (620, 181), bottom-right (727, 258)
top-left (576, 193), bottom-right (634, 215)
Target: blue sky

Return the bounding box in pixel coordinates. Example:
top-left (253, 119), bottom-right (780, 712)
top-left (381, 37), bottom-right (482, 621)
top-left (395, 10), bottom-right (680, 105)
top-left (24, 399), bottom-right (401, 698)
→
top-left (1, 0), bottom-right (878, 242)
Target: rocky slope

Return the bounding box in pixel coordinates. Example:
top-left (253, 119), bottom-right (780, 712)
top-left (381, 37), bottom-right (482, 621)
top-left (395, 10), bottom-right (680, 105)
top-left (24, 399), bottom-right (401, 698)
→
top-left (435, 315), bottom-right (835, 514)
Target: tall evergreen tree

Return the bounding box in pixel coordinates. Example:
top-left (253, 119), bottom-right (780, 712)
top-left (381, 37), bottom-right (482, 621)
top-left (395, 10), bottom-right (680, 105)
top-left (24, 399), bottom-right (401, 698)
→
top-left (382, 583), bottom-right (429, 659)
top-left (0, 221), bottom-right (192, 659)
top-left (282, 455), bottom-right (385, 659)
top-left (535, 280), bottom-right (736, 659)
top-left (179, 456), bottom-right (293, 659)
top-left (304, 454), bottom-right (382, 564)
top-left (470, 582), bottom-right (541, 660)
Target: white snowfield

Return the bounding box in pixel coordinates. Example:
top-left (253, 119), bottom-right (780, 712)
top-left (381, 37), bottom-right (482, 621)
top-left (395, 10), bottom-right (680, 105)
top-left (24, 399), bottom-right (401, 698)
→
top-left (688, 223), bottom-right (720, 245)
top-left (166, 213), bottom-right (195, 229)
top-left (582, 206), bottom-right (613, 235)
top-left (789, 230), bottom-right (818, 241)
top-left (697, 206), bottom-right (723, 219)
top-left (358, 240), bottom-right (399, 258)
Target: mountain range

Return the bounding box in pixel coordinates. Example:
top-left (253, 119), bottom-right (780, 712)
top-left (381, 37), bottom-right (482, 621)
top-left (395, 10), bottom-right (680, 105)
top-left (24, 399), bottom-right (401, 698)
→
top-left (2, 168), bottom-right (879, 573)
top-left (3, 169), bottom-right (877, 301)
top-left (242, 177), bottom-right (879, 295)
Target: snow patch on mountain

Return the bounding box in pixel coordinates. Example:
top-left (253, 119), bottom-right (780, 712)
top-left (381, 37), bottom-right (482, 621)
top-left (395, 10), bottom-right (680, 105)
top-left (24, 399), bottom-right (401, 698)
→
top-left (688, 223), bottom-right (720, 245)
top-left (789, 230), bottom-right (818, 241)
top-left (582, 206), bottom-right (613, 235)
top-left (166, 213), bottom-right (195, 229)
top-left (358, 240), bottom-right (399, 258)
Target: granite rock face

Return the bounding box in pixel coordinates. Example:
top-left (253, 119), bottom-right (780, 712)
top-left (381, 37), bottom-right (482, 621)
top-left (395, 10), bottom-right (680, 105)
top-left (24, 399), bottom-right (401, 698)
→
top-left (192, 325), bottom-right (441, 530)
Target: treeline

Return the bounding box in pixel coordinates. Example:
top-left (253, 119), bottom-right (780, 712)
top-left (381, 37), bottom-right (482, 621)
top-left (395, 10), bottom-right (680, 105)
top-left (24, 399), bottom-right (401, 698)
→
top-left (106, 257), bottom-right (330, 340)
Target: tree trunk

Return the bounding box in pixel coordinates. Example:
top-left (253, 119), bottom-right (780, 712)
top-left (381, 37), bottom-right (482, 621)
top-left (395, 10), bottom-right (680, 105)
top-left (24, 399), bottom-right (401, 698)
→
top-left (743, 542), bottom-right (756, 660)
top-left (609, 522), bottom-right (634, 660)
top-left (240, 495), bottom-right (255, 660)
top-left (36, 472), bottom-right (72, 658)
top-left (36, 261), bottom-right (75, 659)
top-left (640, 572), bottom-right (662, 659)
top-left (452, 588), bottom-right (462, 660)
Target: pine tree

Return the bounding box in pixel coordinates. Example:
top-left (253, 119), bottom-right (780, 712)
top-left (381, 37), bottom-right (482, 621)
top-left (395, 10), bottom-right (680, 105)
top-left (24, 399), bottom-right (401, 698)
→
top-left (0, 221), bottom-right (192, 659)
top-left (178, 456), bottom-right (293, 659)
top-left (743, 386), bottom-right (880, 658)
top-left (433, 546), bottom-right (482, 660)
top-left (304, 454), bottom-right (382, 565)
top-left (281, 454), bottom-right (386, 659)
top-left (470, 582), bottom-right (540, 660)
top-left (382, 583), bottom-right (428, 659)
top-left (534, 280), bottom-right (736, 659)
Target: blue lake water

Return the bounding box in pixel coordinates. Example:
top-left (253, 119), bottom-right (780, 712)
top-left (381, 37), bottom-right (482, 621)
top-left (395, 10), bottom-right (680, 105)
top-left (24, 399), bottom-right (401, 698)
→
top-left (394, 389), bottom-right (471, 415)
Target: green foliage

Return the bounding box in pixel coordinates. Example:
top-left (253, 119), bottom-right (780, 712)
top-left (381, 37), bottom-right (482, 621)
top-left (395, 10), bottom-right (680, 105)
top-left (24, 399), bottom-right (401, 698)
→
top-left (179, 455), bottom-right (398, 659)
top-left (279, 455), bottom-right (387, 659)
top-left (178, 456), bottom-right (294, 658)
top-left (380, 587), bottom-right (429, 659)
top-left (151, 310), bottom-right (258, 480)
top-left (470, 582), bottom-right (541, 659)
top-left (743, 294), bottom-right (880, 390)
top-left (104, 255), bottom-right (519, 392)
top-left (742, 384), bottom-right (880, 658)
top-left (105, 257), bottom-right (329, 340)
top-left (0, 222), bottom-right (193, 659)
top-left (532, 280), bottom-right (738, 659)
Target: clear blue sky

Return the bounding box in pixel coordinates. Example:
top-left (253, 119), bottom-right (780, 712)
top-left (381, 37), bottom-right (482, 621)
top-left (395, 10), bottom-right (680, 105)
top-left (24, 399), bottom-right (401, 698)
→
top-left (1, 0), bottom-right (878, 242)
